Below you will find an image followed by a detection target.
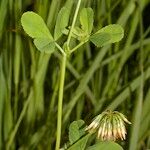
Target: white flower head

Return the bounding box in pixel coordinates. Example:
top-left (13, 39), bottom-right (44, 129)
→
top-left (86, 110), bottom-right (131, 141)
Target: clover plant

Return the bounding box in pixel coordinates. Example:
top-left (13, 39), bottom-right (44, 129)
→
top-left (21, 0), bottom-right (128, 149)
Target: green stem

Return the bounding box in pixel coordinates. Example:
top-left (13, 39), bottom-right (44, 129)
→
top-left (55, 42), bottom-right (66, 55)
top-left (55, 1), bottom-right (82, 149)
top-left (70, 38), bottom-right (89, 53)
top-left (66, 0), bottom-right (82, 48)
top-left (55, 53), bottom-right (67, 150)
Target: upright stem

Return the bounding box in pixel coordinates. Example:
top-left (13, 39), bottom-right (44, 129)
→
top-left (55, 53), bottom-right (67, 150)
top-left (55, 1), bottom-right (82, 149)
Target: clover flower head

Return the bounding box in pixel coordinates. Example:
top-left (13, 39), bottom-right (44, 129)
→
top-left (86, 110), bottom-right (131, 141)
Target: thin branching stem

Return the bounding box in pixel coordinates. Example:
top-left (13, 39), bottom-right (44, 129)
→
top-left (70, 38), bottom-right (89, 53)
top-left (55, 42), bottom-right (66, 56)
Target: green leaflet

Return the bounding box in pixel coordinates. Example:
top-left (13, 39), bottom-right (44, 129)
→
top-left (80, 8), bottom-right (94, 35)
top-left (90, 24), bottom-right (124, 47)
top-left (87, 141), bottom-right (124, 150)
top-left (21, 11), bottom-right (55, 53)
top-left (33, 38), bottom-right (55, 53)
top-left (90, 32), bottom-right (111, 47)
top-left (67, 134), bottom-right (90, 150)
top-left (54, 7), bottom-right (70, 40)
top-left (67, 120), bottom-right (89, 150)
top-left (69, 120), bottom-right (86, 144)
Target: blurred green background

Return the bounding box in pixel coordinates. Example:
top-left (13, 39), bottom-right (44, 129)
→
top-left (0, 0), bottom-right (150, 149)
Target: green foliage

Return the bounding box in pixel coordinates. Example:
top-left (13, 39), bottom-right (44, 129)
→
top-left (87, 141), bottom-right (123, 150)
top-left (90, 24), bottom-right (124, 47)
top-left (69, 120), bottom-right (86, 144)
top-left (80, 8), bottom-right (94, 35)
top-left (54, 7), bottom-right (70, 40)
top-left (68, 134), bottom-right (89, 150)
top-left (90, 32), bottom-right (111, 47)
top-left (33, 38), bottom-right (55, 53)
top-left (21, 11), bottom-right (55, 53)
top-left (68, 120), bottom-right (89, 150)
